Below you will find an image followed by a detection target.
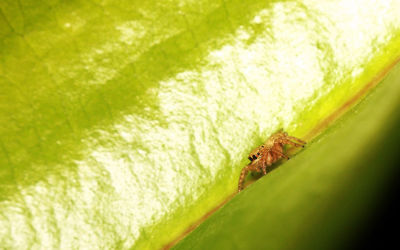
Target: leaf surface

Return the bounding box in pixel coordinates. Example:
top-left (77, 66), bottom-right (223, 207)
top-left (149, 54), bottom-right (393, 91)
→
top-left (1, 0), bottom-right (400, 249)
top-left (174, 57), bottom-right (400, 250)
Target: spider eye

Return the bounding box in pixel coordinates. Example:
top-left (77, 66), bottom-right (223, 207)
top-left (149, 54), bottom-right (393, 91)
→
top-left (257, 152), bottom-right (260, 155)
top-left (248, 157), bottom-right (252, 161)
top-left (252, 155), bottom-right (257, 160)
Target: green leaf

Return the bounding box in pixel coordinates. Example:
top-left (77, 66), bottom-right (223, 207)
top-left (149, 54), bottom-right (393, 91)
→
top-left (1, 0), bottom-right (400, 249)
top-left (173, 57), bottom-right (400, 250)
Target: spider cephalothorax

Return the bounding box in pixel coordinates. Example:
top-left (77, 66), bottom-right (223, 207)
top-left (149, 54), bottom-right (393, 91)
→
top-left (238, 131), bottom-right (306, 191)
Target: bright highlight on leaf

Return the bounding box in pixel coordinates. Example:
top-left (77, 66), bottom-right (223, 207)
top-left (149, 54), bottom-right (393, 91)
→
top-left (173, 57), bottom-right (400, 250)
top-left (1, 0), bottom-right (400, 249)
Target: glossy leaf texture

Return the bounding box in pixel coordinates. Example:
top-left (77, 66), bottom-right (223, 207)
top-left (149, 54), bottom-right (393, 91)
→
top-left (174, 57), bottom-right (400, 250)
top-left (1, 0), bottom-right (400, 249)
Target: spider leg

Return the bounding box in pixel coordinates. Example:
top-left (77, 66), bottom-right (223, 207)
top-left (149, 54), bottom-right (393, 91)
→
top-left (271, 149), bottom-right (290, 159)
top-left (261, 163), bottom-right (267, 175)
top-left (261, 152), bottom-right (272, 175)
top-left (285, 136), bottom-right (306, 146)
top-left (238, 164), bottom-right (257, 191)
top-left (258, 158), bottom-right (266, 175)
top-left (280, 139), bottom-right (304, 148)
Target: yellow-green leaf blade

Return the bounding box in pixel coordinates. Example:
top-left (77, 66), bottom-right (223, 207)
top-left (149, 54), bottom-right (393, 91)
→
top-left (1, 0), bottom-right (400, 249)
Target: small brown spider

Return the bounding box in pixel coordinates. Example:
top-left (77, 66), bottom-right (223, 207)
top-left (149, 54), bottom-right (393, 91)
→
top-left (238, 130), bottom-right (306, 191)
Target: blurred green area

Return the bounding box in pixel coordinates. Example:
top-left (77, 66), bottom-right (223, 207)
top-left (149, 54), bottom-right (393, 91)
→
top-left (1, 0), bottom-right (400, 249)
top-left (174, 59), bottom-right (400, 250)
